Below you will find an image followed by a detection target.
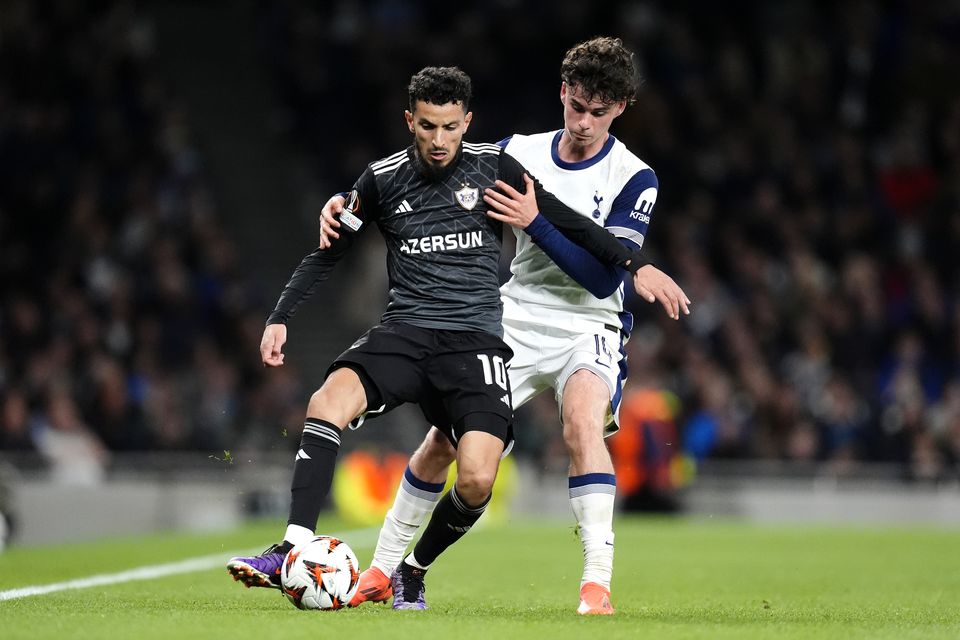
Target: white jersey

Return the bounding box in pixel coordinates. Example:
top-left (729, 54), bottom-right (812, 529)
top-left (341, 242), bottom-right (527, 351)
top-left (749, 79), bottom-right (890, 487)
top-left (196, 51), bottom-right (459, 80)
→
top-left (499, 130), bottom-right (657, 335)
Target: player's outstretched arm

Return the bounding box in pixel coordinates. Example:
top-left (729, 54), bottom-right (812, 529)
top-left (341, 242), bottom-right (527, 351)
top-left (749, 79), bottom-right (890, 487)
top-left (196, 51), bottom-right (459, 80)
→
top-left (273, 174), bottom-right (379, 324)
top-left (260, 323), bottom-right (287, 366)
top-left (633, 264), bottom-right (691, 320)
top-left (267, 240), bottom-right (356, 327)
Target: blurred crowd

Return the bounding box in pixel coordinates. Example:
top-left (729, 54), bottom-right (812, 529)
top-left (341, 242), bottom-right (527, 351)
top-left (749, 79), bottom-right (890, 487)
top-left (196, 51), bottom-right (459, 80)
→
top-left (0, 1), bottom-right (308, 483)
top-left (258, 0), bottom-right (960, 481)
top-left (1, 1), bottom-right (959, 484)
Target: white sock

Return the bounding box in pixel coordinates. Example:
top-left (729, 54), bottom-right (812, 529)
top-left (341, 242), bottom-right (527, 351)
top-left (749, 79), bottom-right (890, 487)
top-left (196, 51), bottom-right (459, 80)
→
top-left (569, 473), bottom-right (616, 589)
top-left (283, 523), bottom-right (315, 547)
top-left (370, 466), bottom-right (444, 576)
top-left (404, 551), bottom-right (429, 571)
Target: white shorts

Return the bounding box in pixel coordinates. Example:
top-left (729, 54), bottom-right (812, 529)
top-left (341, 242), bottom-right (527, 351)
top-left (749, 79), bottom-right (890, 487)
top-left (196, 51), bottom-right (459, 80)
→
top-left (502, 307), bottom-right (626, 436)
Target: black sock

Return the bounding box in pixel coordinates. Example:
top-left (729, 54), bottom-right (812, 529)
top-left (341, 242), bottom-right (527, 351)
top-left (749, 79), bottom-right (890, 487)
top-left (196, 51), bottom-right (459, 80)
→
top-left (287, 418), bottom-right (341, 530)
top-left (410, 488), bottom-right (489, 567)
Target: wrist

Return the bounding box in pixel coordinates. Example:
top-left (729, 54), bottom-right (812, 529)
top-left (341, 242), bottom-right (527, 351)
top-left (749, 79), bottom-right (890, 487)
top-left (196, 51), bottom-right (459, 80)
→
top-left (523, 213), bottom-right (549, 239)
top-left (626, 253), bottom-right (654, 275)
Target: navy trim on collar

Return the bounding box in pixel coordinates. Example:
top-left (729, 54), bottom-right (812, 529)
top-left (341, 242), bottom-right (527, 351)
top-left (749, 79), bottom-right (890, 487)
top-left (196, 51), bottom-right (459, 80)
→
top-left (551, 130), bottom-right (617, 170)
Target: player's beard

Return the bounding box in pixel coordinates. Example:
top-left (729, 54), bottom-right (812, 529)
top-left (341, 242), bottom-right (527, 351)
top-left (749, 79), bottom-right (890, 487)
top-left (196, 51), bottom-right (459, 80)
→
top-left (411, 144), bottom-right (462, 182)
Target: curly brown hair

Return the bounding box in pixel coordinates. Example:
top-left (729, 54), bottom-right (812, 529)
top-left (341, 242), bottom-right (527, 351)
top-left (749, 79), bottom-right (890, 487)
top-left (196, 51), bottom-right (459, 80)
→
top-left (560, 36), bottom-right (640, 106)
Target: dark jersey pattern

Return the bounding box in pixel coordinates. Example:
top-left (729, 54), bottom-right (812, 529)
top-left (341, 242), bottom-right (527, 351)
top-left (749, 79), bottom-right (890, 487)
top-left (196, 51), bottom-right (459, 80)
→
top-left (360, 142), bottom-right (507, 334)
top-left (267, 143), bottom-right (640, 334)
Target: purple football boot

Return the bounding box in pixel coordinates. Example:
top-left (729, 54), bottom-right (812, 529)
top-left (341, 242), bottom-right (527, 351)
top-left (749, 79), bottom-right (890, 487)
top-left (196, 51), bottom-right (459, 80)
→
top-left (391, 561), bottom-right (428, 610)
top-left (226, 542), bottom-right (290, 589)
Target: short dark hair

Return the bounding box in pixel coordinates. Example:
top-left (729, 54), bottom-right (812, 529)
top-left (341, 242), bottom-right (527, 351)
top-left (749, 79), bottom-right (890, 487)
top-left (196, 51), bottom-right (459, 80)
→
top-left (408, 66), bottom-right (472, 112)
top-left (560, 36), bottom-right (641, 106)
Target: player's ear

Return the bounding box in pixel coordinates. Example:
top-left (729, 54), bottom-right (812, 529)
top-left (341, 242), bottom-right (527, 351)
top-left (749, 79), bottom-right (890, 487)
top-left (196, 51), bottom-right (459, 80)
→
top-left (463, 111), bottom-right (473, 131)
top-left (615, 100), bottom-right (626, 117)
top-left (404, 110), bottom-right (414, 133)
top-left (560, 82), bottom-right (568, 104)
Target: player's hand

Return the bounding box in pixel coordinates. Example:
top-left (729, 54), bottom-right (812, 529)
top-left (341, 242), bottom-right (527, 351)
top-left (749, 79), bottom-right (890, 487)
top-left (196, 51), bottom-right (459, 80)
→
top-left (633, 265), bottom-right (691, 320)
top-left (483, 174), bottom-right (540, 229)
top-left (318, 194), bottom-right (346, 249)
top-left (260, 323), bottom-right (288, 366)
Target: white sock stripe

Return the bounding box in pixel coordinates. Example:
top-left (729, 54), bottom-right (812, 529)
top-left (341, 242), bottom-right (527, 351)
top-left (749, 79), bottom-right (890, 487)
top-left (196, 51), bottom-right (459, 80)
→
top-left (302, 422), bottom-right (340, 438)
top-left (302, 423), bottom-right (341, 445)
top-left (303, 419), bottom-right (340, 434)
top-left (449, 488), bottom-right (467, 512)
top-left (400, 476), bottom-right (444, 502)
top-left (569, 484), bottom-right (617, 498)
top-left (301, 429), bottom-right (340, 447)
top-left (449, 489), bottom-right (487, 515)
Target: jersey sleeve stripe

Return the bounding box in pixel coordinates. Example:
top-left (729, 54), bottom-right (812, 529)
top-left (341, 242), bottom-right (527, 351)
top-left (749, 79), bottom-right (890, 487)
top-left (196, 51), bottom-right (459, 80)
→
top-left (606, 226), bottom-right (645, 249)
top-left (372, 156), bottom-right (410, 175)
top-left (463, 148), bottom-right (502, 155)
top-left (370, 149), bottom-right (409, 170)
top-left (371, 148), bottom-right (407, 165)
top-left (463, 143), bottom-right (503, 155)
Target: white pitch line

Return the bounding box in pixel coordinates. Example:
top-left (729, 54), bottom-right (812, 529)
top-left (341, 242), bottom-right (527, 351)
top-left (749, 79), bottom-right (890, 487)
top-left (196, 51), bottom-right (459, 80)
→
top-left (0, 527), bottom-right (379, 602)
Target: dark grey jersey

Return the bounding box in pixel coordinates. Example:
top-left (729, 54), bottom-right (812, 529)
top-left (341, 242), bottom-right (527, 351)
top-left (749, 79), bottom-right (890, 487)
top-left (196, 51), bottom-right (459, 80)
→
top-left (267, 143), bottom-right (640, 335)
top-left (355, 142), bottom-right (507, 334)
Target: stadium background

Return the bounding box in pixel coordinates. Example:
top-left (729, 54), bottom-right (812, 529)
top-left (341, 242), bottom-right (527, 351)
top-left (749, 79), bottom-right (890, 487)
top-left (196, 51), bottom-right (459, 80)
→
top-left (1, 0), bottom-right (959, 542)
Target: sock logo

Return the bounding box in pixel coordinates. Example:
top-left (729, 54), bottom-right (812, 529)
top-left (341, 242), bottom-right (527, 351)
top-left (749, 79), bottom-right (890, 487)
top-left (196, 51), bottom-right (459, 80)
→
top-left (295, 449), bottom-right (311, 461)
top-left (447, 524), bottom-right (471, 534)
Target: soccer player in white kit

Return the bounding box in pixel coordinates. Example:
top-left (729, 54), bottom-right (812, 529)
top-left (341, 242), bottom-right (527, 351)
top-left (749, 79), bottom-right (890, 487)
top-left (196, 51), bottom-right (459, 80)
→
top-left (320, 37), bottom-right (689, 614)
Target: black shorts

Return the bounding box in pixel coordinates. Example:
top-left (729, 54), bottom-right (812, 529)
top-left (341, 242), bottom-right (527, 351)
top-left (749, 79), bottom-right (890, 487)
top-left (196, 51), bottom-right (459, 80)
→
top-left (329, 322), bottom-right (514, 445)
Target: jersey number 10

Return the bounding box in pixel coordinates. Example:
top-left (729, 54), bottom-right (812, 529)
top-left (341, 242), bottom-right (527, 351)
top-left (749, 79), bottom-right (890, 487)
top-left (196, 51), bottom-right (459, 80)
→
top-left (477, 354), bottom-right (508, 390)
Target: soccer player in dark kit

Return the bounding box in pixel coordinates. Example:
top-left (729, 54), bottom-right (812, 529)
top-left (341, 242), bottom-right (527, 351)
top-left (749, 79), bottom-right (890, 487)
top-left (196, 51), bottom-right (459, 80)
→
top-left (227, 66), bottom-right (649, 609)
top-left (322, 37), bottom-right (690, 616)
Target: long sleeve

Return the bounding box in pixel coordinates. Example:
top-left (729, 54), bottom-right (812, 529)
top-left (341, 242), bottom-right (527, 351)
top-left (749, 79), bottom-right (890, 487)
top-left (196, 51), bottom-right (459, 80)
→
top-left (266, 235), bottom-right (356, 325)
top-left (524, 214), bottom-right (623, 298)
top-left (497, 150), bottom-right (648, 271)
top-left (266, 169), bottom-right (380, 324)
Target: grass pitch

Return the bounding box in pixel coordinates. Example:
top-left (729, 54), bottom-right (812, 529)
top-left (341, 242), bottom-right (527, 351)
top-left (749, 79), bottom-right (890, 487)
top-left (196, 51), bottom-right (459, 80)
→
top-left (1, 515), bottom-right (958, 639)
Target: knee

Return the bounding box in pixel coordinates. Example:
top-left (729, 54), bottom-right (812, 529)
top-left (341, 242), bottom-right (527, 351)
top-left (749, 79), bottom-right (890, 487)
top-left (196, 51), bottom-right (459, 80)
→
top-left (562, 415), bottom-right (601, 457)
top-left (306, 378), bottom-right (365, 425)
top-left (408, 428), bottom-right (457, 483)
top-left (454, 466), bottom-right (497, 505)
top-left (422, 428), bottom-right (457, 465)
top-left (307, 387), bottom-right (337, 414)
